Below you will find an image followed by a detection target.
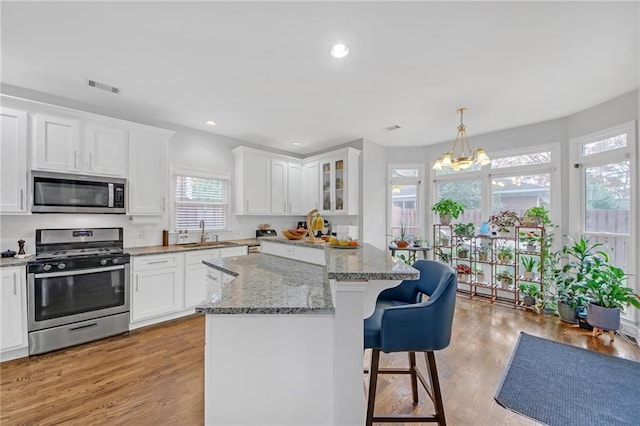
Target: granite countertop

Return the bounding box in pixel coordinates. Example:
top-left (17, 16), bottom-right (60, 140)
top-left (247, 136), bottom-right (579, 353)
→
top-left (261, 237), bottom-right (419, 281)
top-left (196, 255), bottom-right (333, 315)
top-left (198, 241), bottom-right (419, 315)
top-left (0, 255), bottom-right (34, 268)
top-left (126, 238), bottom-right (257, 257)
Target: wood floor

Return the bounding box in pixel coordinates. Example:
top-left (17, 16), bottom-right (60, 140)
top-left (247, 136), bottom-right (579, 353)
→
top-left (2, 297), bottom-right (639, 425)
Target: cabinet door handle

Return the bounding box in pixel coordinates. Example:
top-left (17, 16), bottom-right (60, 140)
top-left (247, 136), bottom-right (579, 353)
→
top-left (74, 151), bottom-right (77, 169)
top-left (135, 275), bottom-right (139, 292)
top-left (89, 152), bottom-right (93, 170)
top-left (289, 202), bottom-right (292, 213)
top-left (147, 260), bottom-right (169, 265)
top-left (246, 200), bottom-right (249, 212)
top-left (284, 202), bottom-right (286, 212)
top-left (20, 189), bottom-right (24, 210)
top-left (161, 196), bottom-right (166, 211)
top-left (13, 272), bottom-right (17, 295)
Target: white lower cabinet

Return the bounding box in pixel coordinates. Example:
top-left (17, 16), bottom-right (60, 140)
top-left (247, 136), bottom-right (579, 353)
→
top-left (184, 249), bottom-right (220, 309)
top-left (1, 266), bottom-right (28, 360)
top-left (131, 254), bottom-right (184, 323)
top-left (131, 246), bottom-right (248, 328)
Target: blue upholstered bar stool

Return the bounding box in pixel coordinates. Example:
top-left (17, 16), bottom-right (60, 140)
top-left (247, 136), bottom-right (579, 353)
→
top-left (364, 260), bottom-right (457, 426)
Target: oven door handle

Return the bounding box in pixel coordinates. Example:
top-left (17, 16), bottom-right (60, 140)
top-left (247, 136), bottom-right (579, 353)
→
top-left (34, 264), bottom-right (126, 278)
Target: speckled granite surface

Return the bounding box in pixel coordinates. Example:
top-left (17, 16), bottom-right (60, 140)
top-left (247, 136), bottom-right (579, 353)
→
top-left (0, 256), bottom-right (34, 268)
top-left (126, 241), bottom-right (251, 256)
top-left (260, 236), bottom-right (327, 249)
top-left (197, 241), bottom-right (419, 315)
top-left (325, 244), bottom-right (419, 281)
top-left (196, 255), bottom-right (333, 315)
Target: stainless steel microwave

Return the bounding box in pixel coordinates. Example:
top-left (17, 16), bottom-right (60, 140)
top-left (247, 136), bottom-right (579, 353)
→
top-left (32, 171), bottom-right (126, 214)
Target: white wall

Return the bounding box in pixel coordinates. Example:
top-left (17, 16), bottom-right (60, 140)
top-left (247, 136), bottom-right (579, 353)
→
top-left (359, 139), bottom-right (387, 249)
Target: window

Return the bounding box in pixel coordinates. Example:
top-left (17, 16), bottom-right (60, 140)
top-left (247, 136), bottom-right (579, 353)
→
top-left (388, 165), bottom-right (423, 243)
top-left (431, 144), bottom-right (560, 233)
top-left (570, 122), bottom-right (636, 272)
top-left (173, 169), bottom-right (230, 231)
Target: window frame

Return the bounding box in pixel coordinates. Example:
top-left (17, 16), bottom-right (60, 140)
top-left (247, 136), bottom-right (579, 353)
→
top-left (170, 167), bottom-right (231, 232)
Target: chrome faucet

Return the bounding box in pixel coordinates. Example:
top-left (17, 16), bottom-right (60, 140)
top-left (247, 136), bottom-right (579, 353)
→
top-left (200, 220), bottom-right (208, 244)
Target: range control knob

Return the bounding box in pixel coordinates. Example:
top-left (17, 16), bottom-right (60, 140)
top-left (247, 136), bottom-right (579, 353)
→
top-left (100, 259), bottom-right (108, 266)
top-left (43, 264), bottom-right (52, 272)
top-left (57, 263), bottom-right (66, 270)
top-left (112, 258), bottom-right (119, 264)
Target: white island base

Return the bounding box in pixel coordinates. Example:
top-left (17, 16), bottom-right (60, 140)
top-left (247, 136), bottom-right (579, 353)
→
top-left (205, 314), bottom-right (335, 425)
top-left (199, 240), bottom-right (418, 425)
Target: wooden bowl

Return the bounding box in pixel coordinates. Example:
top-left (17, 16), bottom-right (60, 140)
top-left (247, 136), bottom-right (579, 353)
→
top-left (282, 229), bottom-right (306, 240)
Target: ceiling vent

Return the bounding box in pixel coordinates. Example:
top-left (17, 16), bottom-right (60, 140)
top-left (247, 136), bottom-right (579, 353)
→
top-left (382, 124), bottom-right (402, 132)
top-left (87, 79), bottom-right (120, 94)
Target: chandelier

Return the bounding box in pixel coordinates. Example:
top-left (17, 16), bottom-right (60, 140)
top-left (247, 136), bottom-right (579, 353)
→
top-left (432, 107), bottom-right (490, 171)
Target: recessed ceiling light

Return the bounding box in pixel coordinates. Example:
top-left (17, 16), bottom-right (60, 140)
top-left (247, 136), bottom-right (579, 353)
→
top-left (205, 120), bottom-right (217, 127)
top-left (291, 141), bottom-right (302, 146)
top-left (330, 44), bottom-right (349, 59)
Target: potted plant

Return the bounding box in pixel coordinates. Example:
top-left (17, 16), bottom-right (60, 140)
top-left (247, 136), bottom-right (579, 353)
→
top-left (474, 267), bottom-right (485, 283)
top-left (488, 210), bottom-right (520, 236)
top-left (578, 262), bottom-right (640, 337)
top-left (453, 222), bottom-right (474, 259)
top-left (456, 264), bottom-right (471, 282)
top-left (391, 223), bottom-right (411, 248)
top-left (521, 256), bottom-right (538, 280)
top-left (477, 245), bottom-right (490, 262)
top-left (496, 270), bottom-right (514, 289)
top-left (518, 231), bottom-right (540, 252)
top-left (521, 206), bottom-right (551, 226)
top-left (519, 283), bottom-right (541, 307)
top-left (431, 199), bottom-right (466, 225)
top-left (495, 241), bottom-right (514, 264)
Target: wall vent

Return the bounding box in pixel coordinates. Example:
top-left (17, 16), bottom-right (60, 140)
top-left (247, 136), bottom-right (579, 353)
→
top-left (87, 80), bottom-right (120, 94)
top-left (382, 124), bottom-right (401, 132)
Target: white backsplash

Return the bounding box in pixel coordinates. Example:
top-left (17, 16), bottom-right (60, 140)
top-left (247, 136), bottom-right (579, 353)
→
top-left (0, 213), bottom-right (361, 254)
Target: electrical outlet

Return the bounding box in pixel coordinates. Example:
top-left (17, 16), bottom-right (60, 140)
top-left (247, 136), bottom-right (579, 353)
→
top-left (138, 230), bottom-right (146, 239)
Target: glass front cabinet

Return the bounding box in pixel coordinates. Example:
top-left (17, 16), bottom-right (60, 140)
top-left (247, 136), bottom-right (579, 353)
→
top-left (317, 147), bottom-right (360, 216)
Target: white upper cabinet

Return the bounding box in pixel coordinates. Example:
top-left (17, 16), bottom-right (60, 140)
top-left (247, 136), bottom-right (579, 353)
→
top-left (0, 108), bottom-right (28, 213)
top-left (302, 161), bottom-right (319, 212)
top-left (233, 147), bottom-right (271, 215)
top-left (271, 159), bottom-right (303, 215)
top-left (128, 128), bottom-right (173, 215)
top-left (33, 113), bottom-right (128, 177)
top-left (271, 159), bottom-right (288, 214)
top-left (287, 161), bottom-right (303, 214)
top-left (33, 113), bottom-right (80, 172)
top-left (317, 147), bottom-right (361, 215)
top-left (84, 123), bottom-right (128, 176)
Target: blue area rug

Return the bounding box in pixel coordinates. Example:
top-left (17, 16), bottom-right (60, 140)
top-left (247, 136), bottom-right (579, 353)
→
top-left (495, 332), bottom-right (640, 425)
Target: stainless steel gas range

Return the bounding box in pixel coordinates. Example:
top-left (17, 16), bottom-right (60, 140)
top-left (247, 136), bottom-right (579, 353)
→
top-left (27, 228), bottom-right (130, 355)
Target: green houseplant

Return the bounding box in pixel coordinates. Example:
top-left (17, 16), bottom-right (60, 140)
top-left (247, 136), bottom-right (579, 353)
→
top-left (559, 236), bottom-right (640, 332)
top-left (488, 210), bottom-right (519, 234)
top-left (496, 241), bottom-right (514, 264)
top-left (431, 199), bottom-right (466, 225)
top-left (453, 223), bottom-right (475, 258)
top-left (496, 270), bottom-right (514, 289)
top-left (519, 283), bottom-right (541, 307)
top-left (520, 256), bottom-right (538, 280)
top-left (521, 206), bottom-right (551, 226)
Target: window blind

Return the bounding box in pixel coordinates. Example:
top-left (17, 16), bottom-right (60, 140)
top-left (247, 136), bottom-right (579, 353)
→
top-left (175, 174), bottom-right (228, 230)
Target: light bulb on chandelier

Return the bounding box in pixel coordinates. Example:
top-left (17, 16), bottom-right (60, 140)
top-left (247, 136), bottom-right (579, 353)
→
top-left (432, 108), bottom-right (490, 171)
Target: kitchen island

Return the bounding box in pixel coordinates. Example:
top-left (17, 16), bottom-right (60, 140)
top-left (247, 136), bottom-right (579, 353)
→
top-left (197, 238), bottom-right (418, 425)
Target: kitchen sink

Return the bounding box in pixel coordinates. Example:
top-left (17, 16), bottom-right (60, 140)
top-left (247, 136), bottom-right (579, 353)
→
top-left (179, 241), bottom-right (239, 248)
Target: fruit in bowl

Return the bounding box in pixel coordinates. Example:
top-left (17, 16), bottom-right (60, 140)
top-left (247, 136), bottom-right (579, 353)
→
top-left (282, 228), bottom-right (307, 240)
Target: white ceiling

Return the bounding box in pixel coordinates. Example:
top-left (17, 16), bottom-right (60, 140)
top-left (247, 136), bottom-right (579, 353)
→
top-left (1, 1), bottom-right (638, 155)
